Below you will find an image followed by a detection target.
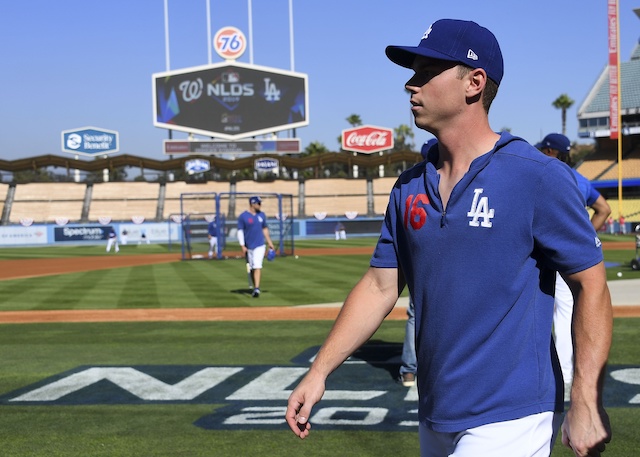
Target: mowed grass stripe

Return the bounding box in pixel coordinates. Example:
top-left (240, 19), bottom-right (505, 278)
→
top-left (265, 255), bottom-right (371, 305)
top-left (32, 270), bottom-right (115, 310)
top-left (165, 261), bottom-right (229, 308)
top-left (117, 265), bottom-right (161, 309)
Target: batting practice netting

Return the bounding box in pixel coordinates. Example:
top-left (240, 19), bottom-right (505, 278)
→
top-left (177, 191), bottom-right (294, 260)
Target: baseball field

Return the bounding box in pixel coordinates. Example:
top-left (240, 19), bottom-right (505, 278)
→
top-left (0, 235), bottom-right (638, 456)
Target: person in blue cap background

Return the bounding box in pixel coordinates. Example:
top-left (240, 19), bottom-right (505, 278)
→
top-left (536, 132), bottom-right (611, 404)
top-left (207, 217), bottom-right (218, 259)
top-left (286, 18), bottom-right (612, 457)
top-left (237, 195), bottom-right (275, 298)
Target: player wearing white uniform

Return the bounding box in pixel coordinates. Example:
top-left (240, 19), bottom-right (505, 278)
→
top-left (106, 228), bottom-right (119, 253)
top-left (237, 196), bottom-right (275, 298)
top-left (207, 219), bottom-right (218, 259)
top-left (536, 133), bottom-right (612, 400)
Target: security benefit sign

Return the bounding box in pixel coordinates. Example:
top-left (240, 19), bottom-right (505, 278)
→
top-left (61, 126), bottom-right (119, 156)
top-left (153, 62), bottom-right (308, 139)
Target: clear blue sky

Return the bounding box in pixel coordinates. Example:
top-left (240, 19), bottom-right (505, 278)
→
top-left (0, 0), bottom-right (638, 161)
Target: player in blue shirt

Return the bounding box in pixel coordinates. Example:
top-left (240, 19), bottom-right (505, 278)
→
top-left (207, 218), bottom-right (218, 259)
top-left (237, 196), bottom-right (275, 297)
top-left (286, 19), bottom-right (612, 457)
top-left (536, 133), bottom-right (612, 401)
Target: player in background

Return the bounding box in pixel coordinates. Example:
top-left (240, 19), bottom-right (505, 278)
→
top-left (106, 228), bottom-right (119, 253)
top-left (398, 139), bottom-right (436, 388)
top-left (207, 217), bottom-right (218, 259)
top-left (536, 133), bottom-right (612, 401)
top-left (237, 196), bottom-right (275, 298)
top-left (286, 19), bottom-right (612, 456)
top-left (334, 222), bottom-right (347, 240)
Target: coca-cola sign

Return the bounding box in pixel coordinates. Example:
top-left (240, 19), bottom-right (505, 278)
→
top-left (341, 125), bottom-right (394, 153)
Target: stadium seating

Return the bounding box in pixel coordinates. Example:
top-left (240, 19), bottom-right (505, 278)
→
top-left (9, 183), bottom-right (86, 223)
top-left (89, 182), bottom-right (160, 222)
top-left (3, 171), bottom-right (639, 225)
top-left (163, 181), bottom-right (229, 219)
top-left (304, 179), bottom-right (368, 217)
top-left (373, 177), bottom-right (397, 215)
top-left (576, 159), bottom-right (615, 180)
top-left (604, 197), bottom-right (640, 219)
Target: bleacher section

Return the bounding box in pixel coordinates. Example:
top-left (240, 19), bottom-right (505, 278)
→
top-left (9, 183), bottom-right (86, 223)
top-left (89, 182), bottom-right (160, 222)
top-left (605, 197), bottom-right (640, 219)
top-left (2, 172), bottom-right (639, 225)
top-left (373, 177), bottom-right (397, 215)
top-left (0, 183), bottom-right (8, 206)
top-left (235, 180), bottom-right (299, 217)
top-left (163, 181), bottom-right (230, 219)
top-left (597, 158), bottom-right (640, 181)
top-left (575, 160), bottom-right (614, 180)
top-left (304, 179), bottom-right (368, 218)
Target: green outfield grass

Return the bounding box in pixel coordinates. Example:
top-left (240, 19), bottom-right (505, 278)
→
top-left (0, 236), bottom-right (637, 456)
top-left (0, 236), bottom-right (637, 311)
top-left (0, 319), bottom-right (637, 456)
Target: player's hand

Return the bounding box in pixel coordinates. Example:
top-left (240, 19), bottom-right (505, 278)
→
top-left (285, 372), bottom-right (326, 439)
top-left (561, 400), bottom-right (611, 456)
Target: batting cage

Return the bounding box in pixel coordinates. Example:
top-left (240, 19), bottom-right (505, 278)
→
top-left (178, 191), bottom-right (294, 260)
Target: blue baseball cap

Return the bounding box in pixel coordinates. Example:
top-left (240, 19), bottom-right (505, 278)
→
top-left (249, 196), bottom-right (262, 205)
top-left (267, 248), bottom-right (276, 261)
top-left (385, 19), bottom-right (504, 86)
top-left (535, 133), bottom-right (571, 154)
top-left (420, 138), bottom-right (438, 159)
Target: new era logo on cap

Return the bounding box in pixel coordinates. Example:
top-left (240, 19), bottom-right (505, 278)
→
top-left (385, 19), bottom-right (504, 85)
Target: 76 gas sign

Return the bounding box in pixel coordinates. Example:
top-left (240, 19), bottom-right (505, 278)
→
top-left (214, 26), bottom-right (247, 60)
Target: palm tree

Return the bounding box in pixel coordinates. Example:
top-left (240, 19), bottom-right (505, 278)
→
top-left (393, 124), bottom-right (415, 152)
top-left (345, 114), bottom-right (362, 127)
top-left (303, 141), bottom-right (330, 178)
top-left (338, 114), bottom-right (364, 150)
top-left (552, 94), bottom-right (574, 135)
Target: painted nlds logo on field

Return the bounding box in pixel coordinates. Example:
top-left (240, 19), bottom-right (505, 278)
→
top-left (342, 125), bottom-right (394, 154)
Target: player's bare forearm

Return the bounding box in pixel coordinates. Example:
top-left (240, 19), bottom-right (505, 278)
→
top-left (285, 266), bottom-right (401, 438)
top-left (561, 262), bottom-right (613, 455)
top-left (590, 195), bottom-right (611, 232)
top-left (263, 228), bottom-right (275, 249)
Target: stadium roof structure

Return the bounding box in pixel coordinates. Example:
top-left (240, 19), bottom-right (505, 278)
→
top-left (578, 8), bottom-right (640, 139)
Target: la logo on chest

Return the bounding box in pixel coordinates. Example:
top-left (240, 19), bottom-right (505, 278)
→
top-left (467, 188), bottom-right (494, 228)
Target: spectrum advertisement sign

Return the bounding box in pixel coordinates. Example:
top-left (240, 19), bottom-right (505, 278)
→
top-left (54, 226), bottom-right (111, 242)
top-left (152, 62), bottom-right (308, 139)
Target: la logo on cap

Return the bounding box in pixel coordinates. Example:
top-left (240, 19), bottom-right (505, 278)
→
top-left (421, 24), bottom-right (433, 40)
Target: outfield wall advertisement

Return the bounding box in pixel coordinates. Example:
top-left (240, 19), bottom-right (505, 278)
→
top-left (0, 226), bottom-right (48, 246)
top-left (0, 218), bottom-right (383, 247)
top-left (0, 223), bottom-right (179, 247)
